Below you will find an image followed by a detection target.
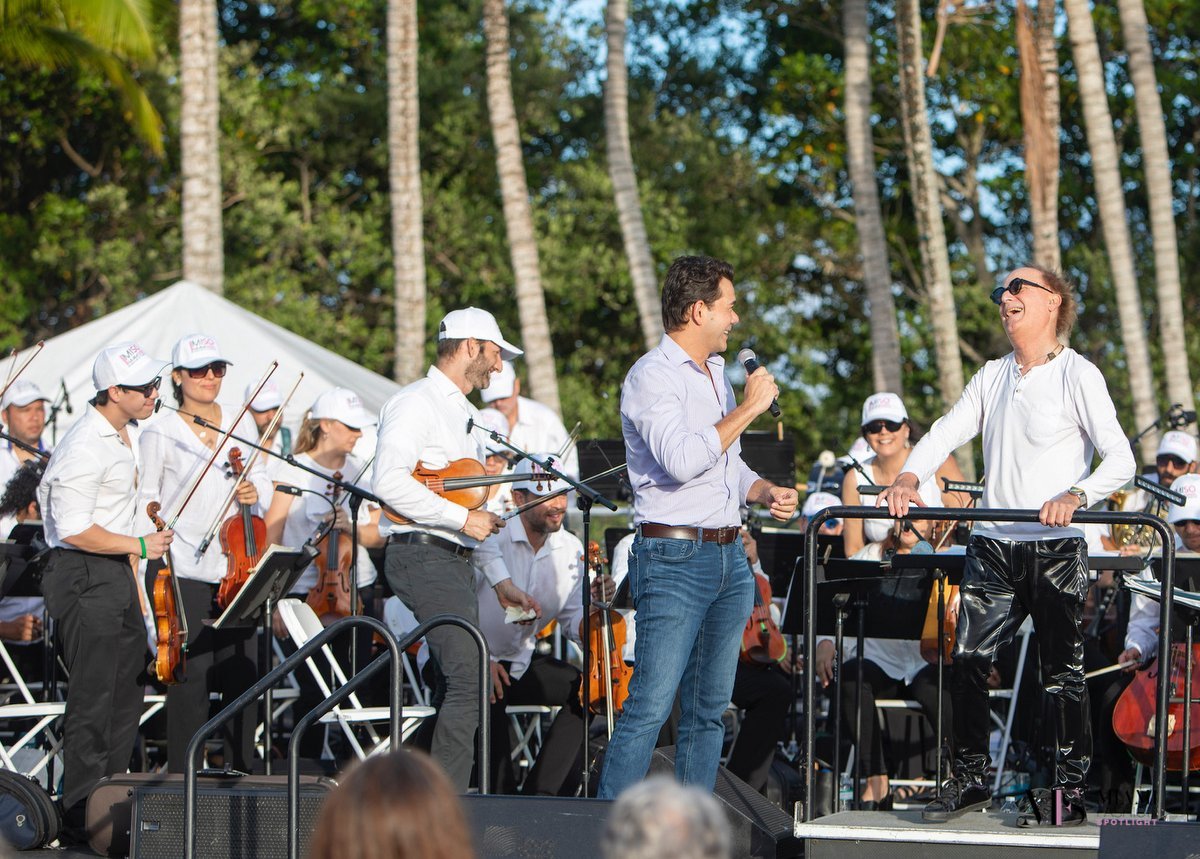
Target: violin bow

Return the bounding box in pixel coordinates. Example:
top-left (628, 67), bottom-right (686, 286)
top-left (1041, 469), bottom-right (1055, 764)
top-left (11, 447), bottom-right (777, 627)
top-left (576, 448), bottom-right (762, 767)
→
top-left (0, 341), bottom-right (45, 405)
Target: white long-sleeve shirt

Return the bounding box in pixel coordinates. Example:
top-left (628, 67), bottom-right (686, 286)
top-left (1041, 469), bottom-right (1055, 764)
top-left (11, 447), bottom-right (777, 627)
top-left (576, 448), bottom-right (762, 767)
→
top-left (471, 517), bottom-right (585, 679)
top-left (903, 349), bottom-right (1135, 540)
top-left (373, 366), bottom-right (486, 547)
top-left (138, 411), bottom-right (273, 584)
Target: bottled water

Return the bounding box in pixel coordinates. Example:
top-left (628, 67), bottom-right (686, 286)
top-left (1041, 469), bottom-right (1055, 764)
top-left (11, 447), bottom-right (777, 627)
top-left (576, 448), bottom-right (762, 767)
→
top-left (839, 773), bottom-right (853, 811)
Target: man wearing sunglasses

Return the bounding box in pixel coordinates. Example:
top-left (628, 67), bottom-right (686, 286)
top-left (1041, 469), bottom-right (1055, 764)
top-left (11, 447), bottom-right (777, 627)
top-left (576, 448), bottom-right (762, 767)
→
top-left (878, 267), bottom-right (1135, 827)
top-left (36, 342), bottom-right (174, 842)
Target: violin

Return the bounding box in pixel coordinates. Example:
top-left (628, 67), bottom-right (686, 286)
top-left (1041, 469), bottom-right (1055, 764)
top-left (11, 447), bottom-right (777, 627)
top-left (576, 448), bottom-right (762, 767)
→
top-left (741, 571), bottom-right (788, 666)
top-left (920, 581), bottom-right (959, 664)
top-left (306, 471), bottom-right (358, 625)
top-left (1112, 642), bottom-right (1200, 770)
top-left (578, 541), bottom-right (632, 736)
top-left (216, 448), bottom-right (266, 610)
top-left (148, 501), bottom-right (187, 685)
top-left (381, 458), bottom-right (524, 523)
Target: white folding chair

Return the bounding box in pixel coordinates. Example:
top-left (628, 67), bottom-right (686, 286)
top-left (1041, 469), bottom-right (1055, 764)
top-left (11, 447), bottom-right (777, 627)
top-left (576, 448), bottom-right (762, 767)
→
top-left (275, 599), bottom-right (434, 760)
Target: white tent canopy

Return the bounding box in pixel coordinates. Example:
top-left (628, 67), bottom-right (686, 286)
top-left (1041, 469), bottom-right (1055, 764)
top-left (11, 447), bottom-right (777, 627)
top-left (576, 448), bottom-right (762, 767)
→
top-left (7, 280), bottom-right (401, 445)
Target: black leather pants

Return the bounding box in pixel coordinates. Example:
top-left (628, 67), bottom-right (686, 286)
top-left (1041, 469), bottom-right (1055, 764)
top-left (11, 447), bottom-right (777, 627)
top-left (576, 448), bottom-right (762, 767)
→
top-left (953, 535), bottom-right (1091, 787)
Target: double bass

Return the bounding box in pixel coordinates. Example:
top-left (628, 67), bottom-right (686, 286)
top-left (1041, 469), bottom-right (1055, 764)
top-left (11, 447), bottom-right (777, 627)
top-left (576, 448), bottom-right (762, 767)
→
top-left (579, 541), bottom-right (632, 736)
top-left (306, 472), bottom-right (357, 625)
top-left (216, 448), bottom-right (267, 610)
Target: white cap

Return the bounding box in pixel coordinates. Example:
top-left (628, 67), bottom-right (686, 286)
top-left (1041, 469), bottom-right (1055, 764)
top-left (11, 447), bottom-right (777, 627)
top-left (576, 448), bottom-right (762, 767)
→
top-left (1158, 430), bottom-right (1198, 464)
top-left (246, 379), bottom-right (283, 412)
top-left (1168, 474), bottom-right (1200, 523)
top-left (480, 361), bottom-right (517, 403)
top-left (92, 341), bottom-right (168, 391)
top-left (861, 392), bottom-right (908, 426)
top-left (802, 491), bottom-right (840, 520)
top-left (310, 387), bottom-right (376, 429)
top-left (171, 333), bottom-right (230, 369)
top-left (511, 454), bottom-right (563, 496)
top-left (475, 408), bottom-right (511, 454)
top-left (438, 307), bottom-right (523, 361)
top-left (0, 380), bottom-right (49, 410)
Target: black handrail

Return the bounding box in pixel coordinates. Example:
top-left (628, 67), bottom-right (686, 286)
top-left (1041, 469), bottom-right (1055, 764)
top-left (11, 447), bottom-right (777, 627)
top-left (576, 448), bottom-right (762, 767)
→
top-left (798, 506), bottom-right (1176, 822)
top-left (181, 611), bottom-right (491, 859)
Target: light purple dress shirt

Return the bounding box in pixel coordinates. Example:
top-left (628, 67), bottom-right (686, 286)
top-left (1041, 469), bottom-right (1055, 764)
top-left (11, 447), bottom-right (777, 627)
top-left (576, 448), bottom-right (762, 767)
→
top-left (621, 335), bottom-right (760, 528)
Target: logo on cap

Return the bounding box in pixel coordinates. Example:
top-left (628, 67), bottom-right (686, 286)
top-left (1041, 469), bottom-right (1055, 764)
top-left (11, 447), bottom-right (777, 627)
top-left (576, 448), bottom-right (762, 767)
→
top-left (119, 344), bottom-right (145, 366)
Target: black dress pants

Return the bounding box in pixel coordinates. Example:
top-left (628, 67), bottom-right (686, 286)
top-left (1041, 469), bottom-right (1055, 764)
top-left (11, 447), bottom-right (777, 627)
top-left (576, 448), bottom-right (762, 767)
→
top-left (954, 535), bottom-right (1090, 786)
top-left (42, 550), bottom-right (146, 819)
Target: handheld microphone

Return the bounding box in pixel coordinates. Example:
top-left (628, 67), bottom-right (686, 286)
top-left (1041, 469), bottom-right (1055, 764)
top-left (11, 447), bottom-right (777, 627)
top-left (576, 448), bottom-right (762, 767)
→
top-left (736, 348), bottom-right (781, 418)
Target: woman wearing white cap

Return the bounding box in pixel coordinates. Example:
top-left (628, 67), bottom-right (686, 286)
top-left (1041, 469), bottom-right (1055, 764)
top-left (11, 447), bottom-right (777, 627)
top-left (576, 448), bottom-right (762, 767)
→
top-left (138, 333), bottom-right (274, 773)
top-left (264, 387), bottom-right (384, 760)
top-left (841, 392), bottom-right (969, 556)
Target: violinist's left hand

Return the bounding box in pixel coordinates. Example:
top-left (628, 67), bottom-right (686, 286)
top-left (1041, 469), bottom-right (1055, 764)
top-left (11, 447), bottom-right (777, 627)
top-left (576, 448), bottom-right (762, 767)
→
top-left (324, 508), bottom-right (353, 533)
top-left (590, 573), bottom-right (616, 603)
top-left (494, 578), bottom-right (542, 624)
top-left (235, 481), bottom-right (258, 507)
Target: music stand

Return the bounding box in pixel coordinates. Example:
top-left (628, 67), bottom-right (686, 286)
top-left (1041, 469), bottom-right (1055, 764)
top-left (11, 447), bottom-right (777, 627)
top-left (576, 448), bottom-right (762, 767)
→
top-left (0, 542), bottom-right (48, 598)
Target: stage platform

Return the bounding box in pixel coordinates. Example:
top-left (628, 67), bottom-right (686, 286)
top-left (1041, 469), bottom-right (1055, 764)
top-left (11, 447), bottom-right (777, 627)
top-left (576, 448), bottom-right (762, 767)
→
top-left (795, 809), bottom-right (1101, 858)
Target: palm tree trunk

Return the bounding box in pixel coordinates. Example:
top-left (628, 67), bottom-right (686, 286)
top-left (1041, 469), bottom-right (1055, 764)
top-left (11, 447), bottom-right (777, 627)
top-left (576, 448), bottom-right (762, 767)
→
top-left (1117, 0), bottom-right (1193, 414)
top-left (605, 0), bottom-right (663, 350)
top-left (179, 0), bottom-right (224, 294)
top-left (844, 0), bottom-right (903, 394)
top-left (1064, 0), bottom-right (1159, 461)
top-left (482, 0), bottom-right (560, 415)
top-left (1018, 0), bottom-right (1062, 271)
top-left (896, 0), bottom-right (970, 475)
top-left (387, 0), bottom-right (426, 383)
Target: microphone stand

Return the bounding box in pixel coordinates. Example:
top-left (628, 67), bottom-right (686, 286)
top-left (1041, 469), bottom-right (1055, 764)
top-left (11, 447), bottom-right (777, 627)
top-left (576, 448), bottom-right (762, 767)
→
top-left (1130, 403), bottom-right (1196, 450)
top-left (469, 419), bottom-right (618, 798)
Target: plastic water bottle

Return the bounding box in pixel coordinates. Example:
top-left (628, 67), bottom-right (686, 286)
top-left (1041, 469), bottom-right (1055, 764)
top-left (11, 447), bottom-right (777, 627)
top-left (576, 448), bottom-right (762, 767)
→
top-left (839, 773), bottom-right (853, 812)
top-left (1001, 794), bottom-right (1018, 818)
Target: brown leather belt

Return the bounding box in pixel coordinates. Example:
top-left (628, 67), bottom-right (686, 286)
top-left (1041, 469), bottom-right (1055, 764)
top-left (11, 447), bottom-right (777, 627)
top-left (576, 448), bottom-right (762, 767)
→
top-left (638, 523), bottom-right (741, 544)
top-left (388, 532), bottom-right (473, 559)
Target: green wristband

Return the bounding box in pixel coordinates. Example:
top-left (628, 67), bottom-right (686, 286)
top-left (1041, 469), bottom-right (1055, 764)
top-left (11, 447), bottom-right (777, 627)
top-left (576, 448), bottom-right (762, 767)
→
top-left (138, 537), bottom-right (147, 560)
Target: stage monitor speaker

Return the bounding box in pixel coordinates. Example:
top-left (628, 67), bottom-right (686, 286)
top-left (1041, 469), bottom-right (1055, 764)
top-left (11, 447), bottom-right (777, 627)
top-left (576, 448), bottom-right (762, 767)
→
top-left (740, 432), bottom-right (796, 491)
top-left (462, 795), bottom-right (611, 859)
top-left (1099, 820), bottom-right (1198, 858)
top-left (128, 774), bottom-right (334, 859)
top-left (648, 746), bottom-right (801, 858)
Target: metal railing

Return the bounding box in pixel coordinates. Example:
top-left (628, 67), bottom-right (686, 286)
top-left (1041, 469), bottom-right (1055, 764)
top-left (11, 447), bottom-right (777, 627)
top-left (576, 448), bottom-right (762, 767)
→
top-left (181, 612), bottom-right (491, 859)
top-left (798, 506), bottom-right (1176, 822)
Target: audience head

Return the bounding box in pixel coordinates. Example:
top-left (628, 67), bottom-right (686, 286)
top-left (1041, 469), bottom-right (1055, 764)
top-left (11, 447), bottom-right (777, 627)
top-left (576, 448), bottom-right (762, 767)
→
top-left (306, 750), bottom-right (475, 859)
top-left (601, 776), bottom-right (731, 859)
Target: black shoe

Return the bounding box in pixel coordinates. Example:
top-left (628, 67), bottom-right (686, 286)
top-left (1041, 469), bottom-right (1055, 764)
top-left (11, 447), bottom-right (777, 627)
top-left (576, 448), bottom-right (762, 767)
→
top-left (922, 778), bottom-right (990, 822)
top-left (860, 793), bottom-right (893, 811)
top-left (1017, 787), bottom-right (1087, 827)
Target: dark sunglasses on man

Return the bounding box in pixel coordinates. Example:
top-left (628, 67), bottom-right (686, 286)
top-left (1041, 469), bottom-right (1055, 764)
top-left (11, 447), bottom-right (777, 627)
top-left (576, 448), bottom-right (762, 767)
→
top-left (119, 377), bottom-right (162, 397)
top-left (183, 362), bottom-right (228, 379)
top-left (1157, 453), bottom-right (1188, 470)
top-left (863, 419), bottom-right (904, 435)
top-left (990, 276), bottom-right (1054, 306)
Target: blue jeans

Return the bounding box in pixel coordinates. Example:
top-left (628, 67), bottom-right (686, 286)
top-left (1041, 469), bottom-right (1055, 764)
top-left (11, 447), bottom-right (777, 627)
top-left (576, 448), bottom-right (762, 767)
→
top-left (597, 534), bottom-right (754, 798)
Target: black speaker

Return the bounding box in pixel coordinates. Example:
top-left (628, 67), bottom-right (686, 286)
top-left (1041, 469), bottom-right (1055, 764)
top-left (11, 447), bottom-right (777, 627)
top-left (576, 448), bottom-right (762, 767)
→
top-left (648, 746), bottom-right (801, 858)
top-left (462, 795), bottom-right (611, 859)
top-left (1099, 820), bottom-right (1200, 857)
top-left (129, 775), bottom-right (335, 859)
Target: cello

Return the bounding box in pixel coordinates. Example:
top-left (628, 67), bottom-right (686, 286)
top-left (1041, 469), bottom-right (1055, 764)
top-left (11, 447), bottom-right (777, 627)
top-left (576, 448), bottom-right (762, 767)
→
top-left (216, 448), bottom-right (267, 610)
top-left (306, 472), bottom-right (357, 625)
top-left (148, 501), bottom-right (188, 685)
top-left (578, 541), bottom-right (632, 736)
top-left (1112, 642), bottom-right (1200, 771)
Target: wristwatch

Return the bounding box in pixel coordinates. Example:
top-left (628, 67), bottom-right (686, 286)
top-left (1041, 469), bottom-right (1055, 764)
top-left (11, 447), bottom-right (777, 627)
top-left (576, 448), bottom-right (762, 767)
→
top-left (1067, 486), bottom-right (1087, 507)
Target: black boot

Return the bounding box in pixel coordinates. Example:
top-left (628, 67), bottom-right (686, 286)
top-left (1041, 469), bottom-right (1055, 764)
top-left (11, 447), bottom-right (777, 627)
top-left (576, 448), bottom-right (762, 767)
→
top-left (922, 777), bottom-right (991, 822)
top-left (1017, 786), bottom-right (1087, 827)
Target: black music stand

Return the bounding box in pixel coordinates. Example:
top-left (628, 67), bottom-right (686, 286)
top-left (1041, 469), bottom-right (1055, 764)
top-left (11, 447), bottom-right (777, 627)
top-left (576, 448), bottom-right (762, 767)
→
top-left (213, 545), bottom-right (315, 775)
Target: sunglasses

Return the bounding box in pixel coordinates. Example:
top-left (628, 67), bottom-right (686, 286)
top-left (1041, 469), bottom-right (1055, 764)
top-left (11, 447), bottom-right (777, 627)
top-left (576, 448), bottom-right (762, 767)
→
top-left (1157, 454), bottom-right (1188, 470)
top-left (183, 362), bottom-right (227, 379)
top-left (119, 377), bottom-right (161, 397)
top-left (990, 277), bottom-right (1054, 305)
top-left (863, 419), bottom-right (904, 435)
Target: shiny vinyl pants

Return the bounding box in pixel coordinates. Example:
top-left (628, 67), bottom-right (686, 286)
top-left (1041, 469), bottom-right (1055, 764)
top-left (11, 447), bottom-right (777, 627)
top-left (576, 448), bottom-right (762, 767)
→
top-left (953, 535), bottom-right (1091, 787)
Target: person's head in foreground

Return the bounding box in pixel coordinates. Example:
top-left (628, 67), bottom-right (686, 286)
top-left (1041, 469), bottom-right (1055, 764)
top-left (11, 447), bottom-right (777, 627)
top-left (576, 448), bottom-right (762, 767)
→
top-left (601, 776), bottom-right (731, 859)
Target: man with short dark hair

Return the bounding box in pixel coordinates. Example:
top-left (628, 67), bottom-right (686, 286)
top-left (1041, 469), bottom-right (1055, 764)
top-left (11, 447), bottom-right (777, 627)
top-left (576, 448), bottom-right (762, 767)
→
top-left (0, 380), bottom-right (51, 494)
top-left (598, 255), bottom-right (798, 798)
top-left (880, 266), bottom-right (1135, 826)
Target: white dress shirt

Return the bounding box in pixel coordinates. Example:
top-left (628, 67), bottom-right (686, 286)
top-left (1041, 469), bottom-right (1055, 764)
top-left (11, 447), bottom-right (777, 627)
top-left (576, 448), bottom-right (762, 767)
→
top-left (277, 452), bottom-right (377, 593)
top-left (472, 517), bottom-right (585, 679)
top-left (902, 349), bottom-right (1135, 540)
top-left (137, 411), bottom-right (274, 584)
top-left (501, 397), bottom-right (579, 478)
top-left (373, 366), bottom-right (487, 547)
top-left (38, 405), bottom-right (142, 549)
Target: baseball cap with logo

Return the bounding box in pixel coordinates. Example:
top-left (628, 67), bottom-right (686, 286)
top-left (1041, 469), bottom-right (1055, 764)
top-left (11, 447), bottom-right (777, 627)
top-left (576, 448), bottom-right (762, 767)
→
top-left (801, 491), bottom-right (840, 520)
top-left (1168, 473), bottom-right (1200, 524)
top-left (246, 379), bottom-right (283, 412)
top-left (861, 392), bottom-right (908, 427)
top-left (480, 361), bottom-right (517, 404)
top-left (0, 380), bottom-right (50, 411)
top-left (438, 308), bottom-right (523, 361)
top-left (1158, 430), bottom-right (1198, 465)
top-left (172, 333), bottom-right (231, 370)
top-left (511, 453), bottom-right (562, 496)
top-left (309, 387), bottom-right (376, 430)
top-left (92, 342), bottom-right (168, 391)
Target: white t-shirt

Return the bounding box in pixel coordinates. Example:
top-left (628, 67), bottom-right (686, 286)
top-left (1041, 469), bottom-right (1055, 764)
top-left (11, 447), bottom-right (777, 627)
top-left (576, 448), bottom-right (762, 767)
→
top-left (850, 457), bottom-right (942, 544)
